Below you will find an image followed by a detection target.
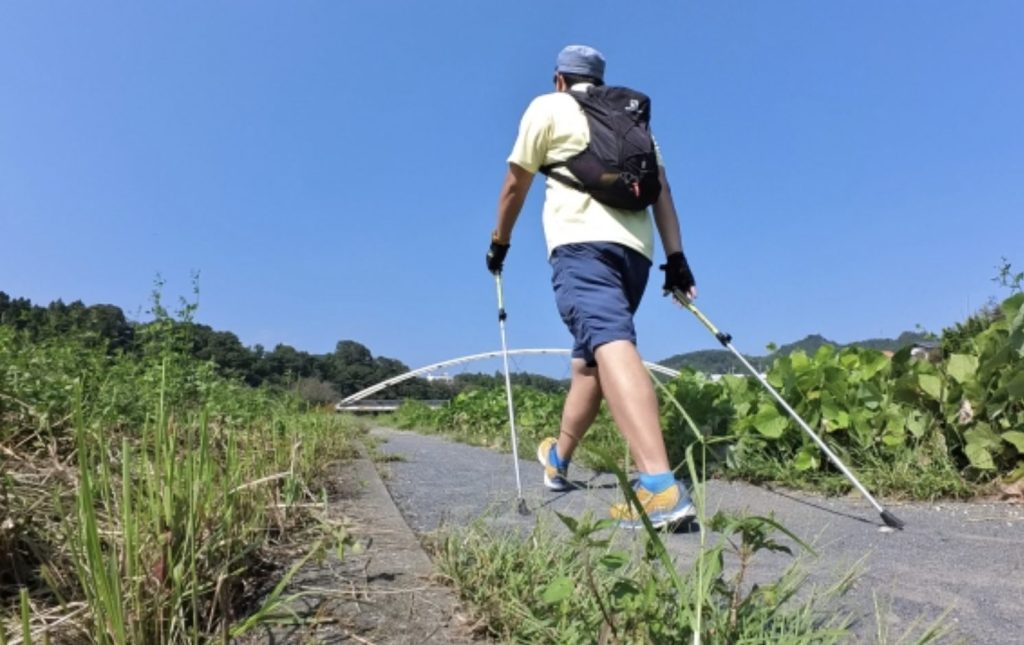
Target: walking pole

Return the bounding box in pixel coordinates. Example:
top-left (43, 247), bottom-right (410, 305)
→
top-left (671, 289), bottom-right (905, 530)
top-left (495, 273), bottom-right (529, 515)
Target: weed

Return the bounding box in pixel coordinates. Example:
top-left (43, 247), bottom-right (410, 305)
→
top-left (0, 327), bottom-right (361, 642)
top-left (433, 509), bottom-right (853, 643)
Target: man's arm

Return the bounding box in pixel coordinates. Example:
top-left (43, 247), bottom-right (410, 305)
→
top-left (485, 162), bottom-right (535, 274)
top-left (651, 166), bottom-right (682, 256)
top-left (492, 162), bottom-right (535, 244)
top-left (651, 166), bottom-right (697, 299)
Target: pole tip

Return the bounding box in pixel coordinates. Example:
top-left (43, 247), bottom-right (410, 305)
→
top-left (880, 510), bottom-right (904, 530)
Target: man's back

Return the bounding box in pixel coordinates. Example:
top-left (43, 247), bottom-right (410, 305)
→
top-left (507, 84), bottom-right (658, 259)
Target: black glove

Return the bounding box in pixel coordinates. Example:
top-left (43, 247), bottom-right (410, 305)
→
top-left (486, 240), bottom-right (510, 274)
top-left (660, 251), bottom-right (696, 294)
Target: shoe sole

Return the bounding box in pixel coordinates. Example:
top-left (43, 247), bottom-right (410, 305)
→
top-left (543, 474), bottom-right (573, 491)
top-left (618, 502), bottom-right (696, 530)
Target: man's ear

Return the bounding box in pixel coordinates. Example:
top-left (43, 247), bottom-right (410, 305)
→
top-left (554, 73), bottom-right (567, 92)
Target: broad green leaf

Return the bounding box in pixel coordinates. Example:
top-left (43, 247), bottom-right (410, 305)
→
top-left (859, 381), bottom-right (884, 409)
top-left (554, 512), bottom-right (578, 533)
top-left (541, 576), bottom-right (574, 604)
top-left (906, 412), bottom-right (929, 439)
top-left (793, 447), bottom-right (818, 471)
top-left (791, 351), bottom-right (811, 372)
top-left (850, 411), bottom-right (875, 450)
top-left (1000, 292), bottom-right (1024, 326)
top-left (880, 433), bottom-right (902, 447)
top-left (753, 407), bottom-right (788, 439)
top-left (965, 423), bottom-right (1001, 449)
top-left (722, 374), bottom-right (746, 394)
top-left (821, 396), bottom-right (849, 430)
top-left (946, 354), bottom-right (979, 384)
top-left (1002, 431), bottom-right (1024, 454)
top-left (1004, 371), bottom-right (1024, 399)
top-left (961, 380), bottom-right (986, 402)
top-left (858, 351), bottom-right (889, 380)
top-left (599, 551), bottom-right (629, 571)
top-left (881, 413), bottom-right (906, 447)
top-left (834, 409), bottom-right (850, 429)
top-left (918, 374), bottom-right (942, 400)
top-left (824, 373), bottom-right (849, 401)
top-left (965, 443), bottom-right (995, 471)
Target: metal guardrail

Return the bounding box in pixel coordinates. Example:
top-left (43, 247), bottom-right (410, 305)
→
top-left (336, 348), bottom-right (681, 406)
top-left (335, 399), bottom-right (448, 414)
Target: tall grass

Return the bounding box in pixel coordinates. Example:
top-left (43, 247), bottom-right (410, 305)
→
top-left (434, 509), bottom-right (853, 643)
top-left (1, 327), bottom-right (361, 642)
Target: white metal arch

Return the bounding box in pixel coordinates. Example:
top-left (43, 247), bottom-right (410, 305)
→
top-left (337, 348), bottom-right (681, 406)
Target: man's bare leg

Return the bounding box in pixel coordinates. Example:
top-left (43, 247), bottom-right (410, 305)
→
top-left (555, 358), bottom-right (602, 462)
top-left (593, 339), bottom-right (670, 474)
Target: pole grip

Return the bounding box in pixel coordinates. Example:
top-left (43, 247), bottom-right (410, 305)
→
top-left (672, 289), bottom-right (726, 340)
top-left (495, 274), bottom-right (506, 312)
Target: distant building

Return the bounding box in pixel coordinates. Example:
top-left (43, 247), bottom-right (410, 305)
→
top-left (707, 372), bottom-right (766, 382)
top-left (910, 342), bottom-right (942, 364)
top-left (426, 372), bottom-right (454, 383)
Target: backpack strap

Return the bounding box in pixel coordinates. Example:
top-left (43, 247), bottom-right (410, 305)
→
top-left (539, 162), bottom-right (586, 192)
top-left (537, 86), bottom-right (593, 193)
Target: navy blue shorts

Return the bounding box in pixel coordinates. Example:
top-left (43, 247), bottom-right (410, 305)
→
top-left (550, 242), bottom-right (651, 367)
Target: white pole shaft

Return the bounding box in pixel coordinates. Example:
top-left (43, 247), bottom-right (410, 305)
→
top-left (495, 276), bottom-right (524, 500)
top-left (723, 341), bottom-right (886, 515)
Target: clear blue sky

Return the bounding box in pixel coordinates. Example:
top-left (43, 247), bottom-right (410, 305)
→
top-left (3, 2), bottom-right (1022, 372)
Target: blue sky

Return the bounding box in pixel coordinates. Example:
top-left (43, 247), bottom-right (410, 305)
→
top-left (2, 1), bottom-right (1022, 373)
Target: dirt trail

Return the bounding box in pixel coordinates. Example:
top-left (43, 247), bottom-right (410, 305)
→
top-left (239, 457), bottom-right (475, 644)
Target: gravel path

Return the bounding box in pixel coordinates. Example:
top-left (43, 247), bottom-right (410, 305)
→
top-left (372, 427), bottom-right (1024, 644)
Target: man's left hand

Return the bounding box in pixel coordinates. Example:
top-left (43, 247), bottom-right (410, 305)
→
top-left (660, 251), bottom-right (696, 299)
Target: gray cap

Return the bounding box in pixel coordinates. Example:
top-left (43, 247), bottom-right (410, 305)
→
top-left (555, 45), bottom-right (605, 80)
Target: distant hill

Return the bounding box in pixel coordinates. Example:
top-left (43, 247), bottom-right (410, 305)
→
top-left (658, 349), bottom-right (771, 375)
top-left (659, 330), bottom-right (932, 375)
top-left (770, 333), bottom-right (839, 357)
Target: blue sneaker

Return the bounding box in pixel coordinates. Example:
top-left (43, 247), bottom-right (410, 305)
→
top-left (537, 437), bottom-right (573, 491)
top-left (610, 481), bottom-right (695, 530)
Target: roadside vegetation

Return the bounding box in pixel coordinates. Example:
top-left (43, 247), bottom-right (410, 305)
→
top-left (388, 265), bottom-right (1021, 641)
top-left (433, 445), bottom-right (948, 644)
top-left (391, 274), bottom-right (1024, 501)
top-left (4, 264), bottom-right (1018, 642)
top-left (435, 509), bottom-right (856, 643)
top-left (1, 291), bottom-right (362, 642)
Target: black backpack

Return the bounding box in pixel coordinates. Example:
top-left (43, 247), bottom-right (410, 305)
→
top-left (540, 85), bottom-right (661, 211)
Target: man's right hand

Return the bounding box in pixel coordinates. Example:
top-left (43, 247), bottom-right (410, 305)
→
top-left (486, 239), bottom-right (510, 274)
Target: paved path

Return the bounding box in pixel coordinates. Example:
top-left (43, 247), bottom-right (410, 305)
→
top-left (372, 427), bottom-right (1024, 644)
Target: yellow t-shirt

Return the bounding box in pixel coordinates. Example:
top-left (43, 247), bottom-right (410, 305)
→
top-left (507, 83), bottom-right (661, 260)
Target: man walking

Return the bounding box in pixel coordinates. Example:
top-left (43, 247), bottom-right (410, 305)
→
top-left (485, 45), bottom-right (699, 529)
